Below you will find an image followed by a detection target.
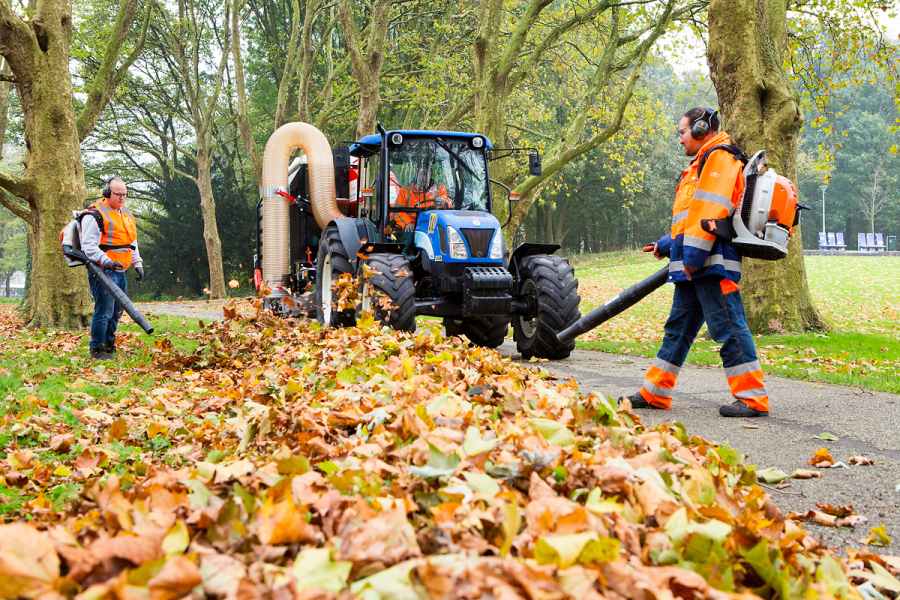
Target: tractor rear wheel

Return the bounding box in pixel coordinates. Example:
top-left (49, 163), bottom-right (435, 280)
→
top-left (444, 317), bottom-right (509, 349)
top-left (315, 225), bottom-right (356, 327)
top-left (357, 253), bottom-right (416, 332)
top-left (513, 254), bottom-right (580, 359)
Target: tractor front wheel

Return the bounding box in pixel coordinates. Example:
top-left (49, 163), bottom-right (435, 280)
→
top-left (315, 225), bottom-right (356, 327)
top-left (512, 254), bottom-right (580, 359)
top-left (357, 253), bottom-right (417, 332)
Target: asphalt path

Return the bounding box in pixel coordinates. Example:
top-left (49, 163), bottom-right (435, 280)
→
top-left (138, 301), bottom-right (899, 556)
top-left (498, 340), bottom-right (900, 556)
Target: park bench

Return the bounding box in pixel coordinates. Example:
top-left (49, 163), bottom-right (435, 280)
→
top-left (827, 233), bottom-right (846, 250)
top-left (858, 232), bottom-right (886, 252)
top-left (819, 232), bottom-right (845, 250)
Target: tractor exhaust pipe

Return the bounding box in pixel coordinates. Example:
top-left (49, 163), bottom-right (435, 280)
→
top-left (556, 266), bottom-right (669, 346)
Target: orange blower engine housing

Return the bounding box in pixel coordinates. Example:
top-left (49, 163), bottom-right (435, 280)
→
top-left (702, 150), bottom-right (808, 261)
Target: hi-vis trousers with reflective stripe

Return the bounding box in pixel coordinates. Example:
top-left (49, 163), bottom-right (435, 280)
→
top-left (639, 276), bottom-right (769, 411)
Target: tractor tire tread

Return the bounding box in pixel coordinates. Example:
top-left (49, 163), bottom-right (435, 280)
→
top-left (358, 253), bottom-right (417, 333)
top-left (513, 254), bottom-right (580, 360)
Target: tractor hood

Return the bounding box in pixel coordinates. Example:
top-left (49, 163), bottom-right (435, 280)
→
top-left (415, 210), bottom-right (504, 263)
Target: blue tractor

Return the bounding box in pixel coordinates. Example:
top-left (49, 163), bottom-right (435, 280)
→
top-left (254, 124), bottom-right (581, 360)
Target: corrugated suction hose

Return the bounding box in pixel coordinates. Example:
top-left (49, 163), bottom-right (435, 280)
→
top-left (261, 122), bottom-right (342, 287)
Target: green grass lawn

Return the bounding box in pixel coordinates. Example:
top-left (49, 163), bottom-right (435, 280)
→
top-left (570, 253), bottom-right (900, 394)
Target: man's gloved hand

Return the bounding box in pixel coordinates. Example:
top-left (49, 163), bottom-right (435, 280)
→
top-left (104, 261), bottom-right (124, 271)
top-left (135, 266), bottom-right (145, 281)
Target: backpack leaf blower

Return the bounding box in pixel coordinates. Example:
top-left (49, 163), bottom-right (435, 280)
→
top-left (60, 212), bottom-right (154, 335)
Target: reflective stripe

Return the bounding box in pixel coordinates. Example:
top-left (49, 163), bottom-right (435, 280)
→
top-left (703, 254), bottom-right (743, 273)
top-left (735, 387), bottom-right (769, 399)
top-left (652, 357), bottom-right (681, 376)
top-left (693, 189), bottom-right (734, 209)
top-left (724, 361), bottom-right (762, 378)
top-left (684, 235), bottom-right (714, 252)
top-left (671, 209), bottom-right (688, 226)
top-left (669, 260), bottom-right (683, 271)
top-left (642, 378), bottom-right (673, 399)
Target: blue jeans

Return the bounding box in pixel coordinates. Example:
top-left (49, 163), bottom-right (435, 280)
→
top-left (641, 275), bottom-right (768, 410)
top-left (89, 270), bottom-right (126, 351)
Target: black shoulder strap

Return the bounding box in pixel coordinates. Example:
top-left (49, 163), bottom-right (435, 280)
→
top-left (76, 209), bottom-right (104, 232)
top-left (696, 144), bottom-right (748, 179)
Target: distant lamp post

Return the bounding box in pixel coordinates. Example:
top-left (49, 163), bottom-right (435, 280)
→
top-left (819, 185), bottom-right (829, 234)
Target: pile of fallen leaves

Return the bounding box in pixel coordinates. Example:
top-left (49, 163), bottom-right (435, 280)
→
top-left (2, 305), bottom-right (900, 599)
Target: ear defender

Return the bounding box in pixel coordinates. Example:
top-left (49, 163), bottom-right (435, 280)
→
top-left (101, 175), bottom-right (117, 199)
top-left (691, 108), bottom-right (718, 140)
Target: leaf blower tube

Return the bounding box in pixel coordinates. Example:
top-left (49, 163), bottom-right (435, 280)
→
top-left (62, 245), bottom-right (154, 334)
top-left (556, 265), bottom-right (668, 346)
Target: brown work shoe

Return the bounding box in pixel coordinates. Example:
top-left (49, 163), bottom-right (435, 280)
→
top-left (89, 347), bottom-right (112, 361)
top-left (719, 400), bottom-right (768, 417)
top-left (618, 392), bottom-right (664, 410)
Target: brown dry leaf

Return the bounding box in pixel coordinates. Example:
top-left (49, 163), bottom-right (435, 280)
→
top-left (808, 447), bottom-right (834, 467)
top-left (792, 469), bottom-right (822, 479)
top-left (337, 506), bottom-right (421, 566)
top-left (815, 502), bottom-right (854, 518)
top-left (0, 523), bottom-right (60, 599)
top-left (198, 551), bottom-right (248, 597)
top-left (256, 494), bottom-right (321, 545)
top-left (849, 456), bottom-right (873, 466)
top-left (48, 433), bottom-right (75, 453)
top-left (148, 555), bottom-right (202, 600)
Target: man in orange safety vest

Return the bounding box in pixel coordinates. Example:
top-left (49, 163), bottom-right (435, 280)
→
top-left (81, 176), bottom-right (145, 360)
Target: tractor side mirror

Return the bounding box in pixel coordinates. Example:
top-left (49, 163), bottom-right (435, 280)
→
top-left (529, 153), bottom-right (542, 176)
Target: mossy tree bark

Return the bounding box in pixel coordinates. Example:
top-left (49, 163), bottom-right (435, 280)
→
top-left (0, 0), bottom-right (147, 329)
top-left (337, 0), bottom-right (393, 139)
top-left (708, 0), bottom-right (826, 332)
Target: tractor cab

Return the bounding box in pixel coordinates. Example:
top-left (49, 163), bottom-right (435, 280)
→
top-left (349, 131), bottom-right (496, 252)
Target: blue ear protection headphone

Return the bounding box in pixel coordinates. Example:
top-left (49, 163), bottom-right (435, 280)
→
top-left (691, 108), bottom-right (718, 139)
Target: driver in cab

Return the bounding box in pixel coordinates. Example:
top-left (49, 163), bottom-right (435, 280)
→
top-left (392, 162), bottom-right (451, 237)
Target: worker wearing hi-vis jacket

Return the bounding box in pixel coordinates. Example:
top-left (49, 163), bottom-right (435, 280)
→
top-left (393, 164), bottom-right (451, 233)
top-left (620, 108), bottom-right (769, 418)
top-left (81, 176), bottom-right (144, 361)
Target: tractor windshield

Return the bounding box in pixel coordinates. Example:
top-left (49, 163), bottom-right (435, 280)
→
top-left (388, 139), bottom-right (489, 213)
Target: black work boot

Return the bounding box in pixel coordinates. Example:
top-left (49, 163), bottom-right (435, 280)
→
top-left (103, 342), bottom-right (117, 356)
top-left (89, 347), bottom-right (112, 361)
top-left (719, 400), bottom-right (768, 417)
top-left (618, 391), bottom-right (664, 410)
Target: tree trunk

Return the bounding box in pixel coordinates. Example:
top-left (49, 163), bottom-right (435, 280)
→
top-left (0, 57), bottom-right (11, 160)
top-left (196, 149), bottom-right (226, 299)
top-left (337, 0), bottom-right (391, 139)
top-left (708, 0), bottom-right (826, 332)
top-left (0, 0), bottom-right (92, 329)
top-left (232, 0), bottom-right (262, 183)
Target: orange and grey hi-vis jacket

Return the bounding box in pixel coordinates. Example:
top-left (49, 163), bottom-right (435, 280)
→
top-left (656, 132), bottom-right (745, 283)
top-left (82, 200), bottom-right (140, 270)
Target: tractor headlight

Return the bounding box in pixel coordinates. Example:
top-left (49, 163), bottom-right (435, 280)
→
top-left (472, 136), bottom-right (484, 149)
top-left (446, 227), bottom-right (468, 259)
top-left (489, 233), bottom-right (503, 259)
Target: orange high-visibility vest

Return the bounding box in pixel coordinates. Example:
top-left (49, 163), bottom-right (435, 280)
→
top-left (393, 185), bottom-right (450, 229)
top-left (89, 200), bottom-right (138, 269)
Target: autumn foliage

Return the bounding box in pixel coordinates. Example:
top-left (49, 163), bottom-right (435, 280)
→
top-left (1, 303), bottom-right (898, 599)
